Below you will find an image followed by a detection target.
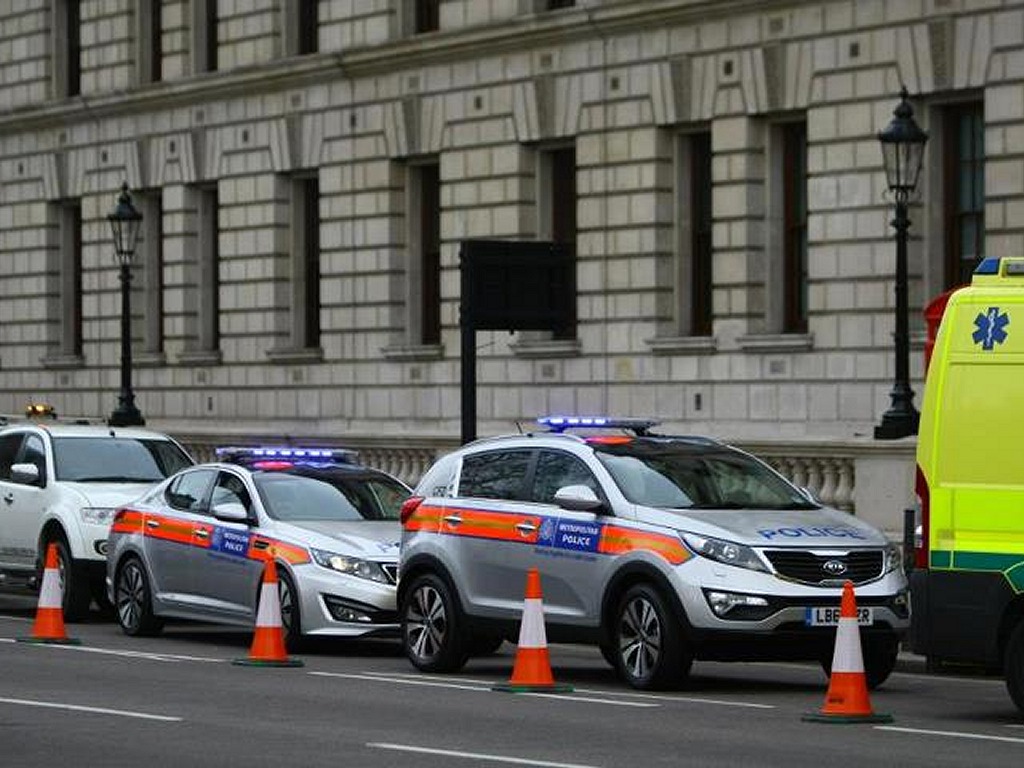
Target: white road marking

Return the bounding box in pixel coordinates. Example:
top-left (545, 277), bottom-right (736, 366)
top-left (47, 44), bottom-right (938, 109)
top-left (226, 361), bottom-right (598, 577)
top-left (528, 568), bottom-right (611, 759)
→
top-left (877, 725), bottom-right (1024, 744)
top-left (367, 742), bottom-right (600, 767)
top-left (310, 672), bottom-right (656, 708)
top-left (0, 697), bottom-right (181, 722)
top-left (1, 637), bottom-right (223, 663)
top-left (0, 614), bottom-right (32, 623)
top-left (383, 671), bottom-right (773, 709)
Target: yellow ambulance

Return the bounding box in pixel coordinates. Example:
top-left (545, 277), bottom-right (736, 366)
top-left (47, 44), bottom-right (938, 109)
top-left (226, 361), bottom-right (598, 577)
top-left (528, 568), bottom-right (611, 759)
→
top-left (911, 256), bottom-right (1024, 714)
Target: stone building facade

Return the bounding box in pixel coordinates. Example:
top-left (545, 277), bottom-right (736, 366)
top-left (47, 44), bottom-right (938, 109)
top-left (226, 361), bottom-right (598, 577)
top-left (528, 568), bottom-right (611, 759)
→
top-left (0, 0), bottom-right (1011, 466)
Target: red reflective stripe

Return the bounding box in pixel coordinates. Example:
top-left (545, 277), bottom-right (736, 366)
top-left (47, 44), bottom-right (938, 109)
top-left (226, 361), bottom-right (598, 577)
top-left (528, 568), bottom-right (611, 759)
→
top-left (445, 507), bottom-right (541, 544)
top-left (599, 525), bottom-right (690, 566)
top-left (404, 504), bottom-right (444, 532)
top-left (246, 537), bottom-right (310, 565)
top-left (110, 509), bottom-right (144, 535)
top-left (192, 522), bottom-right (214, 549)
top-left (144, 514), bottom-right (194, 545)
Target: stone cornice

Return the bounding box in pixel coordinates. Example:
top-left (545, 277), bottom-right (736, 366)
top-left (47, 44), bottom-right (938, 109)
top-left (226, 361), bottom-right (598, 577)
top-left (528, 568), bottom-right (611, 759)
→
top-left (0, 0), bottom-right (800, 137)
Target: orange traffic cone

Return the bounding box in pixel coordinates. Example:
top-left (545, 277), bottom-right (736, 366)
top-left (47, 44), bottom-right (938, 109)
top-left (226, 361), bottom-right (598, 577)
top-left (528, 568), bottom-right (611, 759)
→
top-left (803, 580), bottom-right (892, 723)
top-left (18, 543), bottom-right (80, 645)
top-left (232, 558), bottom-right (303, 667)
top-left (493, 568), bottom-right (572, 693)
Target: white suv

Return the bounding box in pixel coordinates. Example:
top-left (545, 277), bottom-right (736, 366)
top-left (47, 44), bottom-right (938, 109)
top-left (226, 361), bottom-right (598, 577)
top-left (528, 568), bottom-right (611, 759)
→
top-left (399, 417), bottom-right (910, 690)
top-left (0, 417), bottom-right (193, 620)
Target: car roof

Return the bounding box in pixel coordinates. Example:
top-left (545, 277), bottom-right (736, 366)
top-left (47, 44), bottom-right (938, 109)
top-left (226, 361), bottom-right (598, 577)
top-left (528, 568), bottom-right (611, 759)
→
top-left (0, 421), bottom-right (178, 440)
top-left (199, 460), bottom-right (410, 488)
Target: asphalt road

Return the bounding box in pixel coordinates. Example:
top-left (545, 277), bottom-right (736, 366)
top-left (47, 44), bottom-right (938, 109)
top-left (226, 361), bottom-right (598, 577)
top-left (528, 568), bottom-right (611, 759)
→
top-left (1, 595), bottom-right (1022, 768)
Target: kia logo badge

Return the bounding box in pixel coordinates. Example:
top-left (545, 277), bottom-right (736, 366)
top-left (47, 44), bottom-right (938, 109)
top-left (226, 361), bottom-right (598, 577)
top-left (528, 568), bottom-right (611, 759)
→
top-left (822, 559), bottom-right (847, 576)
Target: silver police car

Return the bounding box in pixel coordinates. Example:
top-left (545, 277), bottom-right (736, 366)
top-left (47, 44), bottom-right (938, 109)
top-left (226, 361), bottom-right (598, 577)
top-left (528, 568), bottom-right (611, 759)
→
top-left (107, 447), bottom-right (409, 643)
top-left (399, 417), bottom-right (910, 690)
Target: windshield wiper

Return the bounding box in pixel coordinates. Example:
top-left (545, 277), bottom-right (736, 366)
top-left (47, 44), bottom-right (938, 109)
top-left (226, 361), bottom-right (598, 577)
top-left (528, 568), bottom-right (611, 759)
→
top-left (71, 475), bottom-right (159, 483)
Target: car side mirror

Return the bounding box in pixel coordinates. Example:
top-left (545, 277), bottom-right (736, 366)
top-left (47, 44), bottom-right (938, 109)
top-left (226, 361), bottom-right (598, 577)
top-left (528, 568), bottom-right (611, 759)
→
top-left (553, 485), bottom-right (604, 512)
top-left (212, 502), bottom-right (250, 523)
top-left (10, 462), bottom-right (41, 487)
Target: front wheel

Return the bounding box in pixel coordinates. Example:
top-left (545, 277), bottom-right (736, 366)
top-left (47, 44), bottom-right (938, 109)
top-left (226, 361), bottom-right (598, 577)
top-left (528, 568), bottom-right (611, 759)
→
top-left (401, 573), bottom-right (468, 673)
top-left (277, 568), bottom-right (303, 649)
top-left (1005, 621), bottom-right (1024, 714)
top-left (613, 584), bottom-right (691, 690)
top-left (47, 537), bottom-right (92, 622)
top-left (114, 557), bottom-right (163, 637)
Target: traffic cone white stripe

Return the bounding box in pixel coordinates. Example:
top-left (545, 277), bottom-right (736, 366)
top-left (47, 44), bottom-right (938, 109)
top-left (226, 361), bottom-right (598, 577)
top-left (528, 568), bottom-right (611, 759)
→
top-left (516, 597), bottom-right (547, 649)
top-left (255, 581), bottom-right (282, 628)
top-left (38, 566), bottom-right (62, 608)
top-left (830, 617), bottom-right (865, 673)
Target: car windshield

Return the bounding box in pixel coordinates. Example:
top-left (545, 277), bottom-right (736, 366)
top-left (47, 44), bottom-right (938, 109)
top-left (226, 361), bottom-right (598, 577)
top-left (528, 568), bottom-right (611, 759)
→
top-left (594, 443), bottom-right (817, 511)
top-left (53, 437), bottom-right (193, 482)
top-left (255, 471), bottom-right (408, 522)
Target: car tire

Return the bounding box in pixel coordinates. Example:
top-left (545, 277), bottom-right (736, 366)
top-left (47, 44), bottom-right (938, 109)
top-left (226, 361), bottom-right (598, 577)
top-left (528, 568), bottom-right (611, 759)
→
top-left (468, 634), bottom-right (505, 657)
top-left (277, 568), bottom-right (303, 650)
top-left (90, 572), bottom-right (114, 618)
top-left (401, 572), bottom-right (469, 673)
top-left (613, 583), bottom-right (691, 690)
top-left (114, 557), bottom-right (164, 637)
top-left (819, 635), bottom-right (899, 690)
top-left (48, 537), bottom-right (92, 622)
top-left (1005, 621), bottom-right (1024, 714)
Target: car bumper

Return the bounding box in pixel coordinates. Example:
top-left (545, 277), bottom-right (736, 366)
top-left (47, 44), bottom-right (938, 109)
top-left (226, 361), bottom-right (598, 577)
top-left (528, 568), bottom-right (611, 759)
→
top-left (295, 565), bottom-right (399, 638)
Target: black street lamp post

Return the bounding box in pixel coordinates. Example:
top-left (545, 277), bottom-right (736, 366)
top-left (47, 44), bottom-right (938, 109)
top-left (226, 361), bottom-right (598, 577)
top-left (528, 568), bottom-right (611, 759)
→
top-left (107, 182), bottom-right (146, 427)
top-left (875, 86), bottom-right (928, 440)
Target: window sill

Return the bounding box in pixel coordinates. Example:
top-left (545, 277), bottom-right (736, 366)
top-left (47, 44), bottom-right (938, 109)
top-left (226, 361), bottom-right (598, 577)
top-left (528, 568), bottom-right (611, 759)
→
top-left (178, 349), bottom-right (223, 365)
top-left (266, 347), bottom-right (324, 364)
top-left (135, 351), bottom-right (167, 368)
top-left (381, 344), bottom-right (444, 362)
top-left (645, 336), bottom-right (717, 355)
top-left (736, 333), bottom-right (813, 352)
top-left (509, 338), bottom-right (582, 359)
top-left (41, 354), bottom-right (84, 370)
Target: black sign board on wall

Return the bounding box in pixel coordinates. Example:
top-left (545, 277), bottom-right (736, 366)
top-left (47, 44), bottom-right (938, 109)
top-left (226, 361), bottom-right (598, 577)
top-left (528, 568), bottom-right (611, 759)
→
top-left (459, 240), bottom-right (574, 443)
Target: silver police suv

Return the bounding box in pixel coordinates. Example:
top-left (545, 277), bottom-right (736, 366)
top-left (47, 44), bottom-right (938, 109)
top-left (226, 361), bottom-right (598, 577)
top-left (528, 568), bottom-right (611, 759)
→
top-left (399, 417), bottom-right (910, 690)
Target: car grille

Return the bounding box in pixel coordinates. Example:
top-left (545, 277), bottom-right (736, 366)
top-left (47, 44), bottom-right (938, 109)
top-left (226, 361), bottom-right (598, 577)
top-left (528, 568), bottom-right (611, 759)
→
top-left (762, 549), bottom-right (884, 586)
top-left (381, 564), bottom-right (399, 585)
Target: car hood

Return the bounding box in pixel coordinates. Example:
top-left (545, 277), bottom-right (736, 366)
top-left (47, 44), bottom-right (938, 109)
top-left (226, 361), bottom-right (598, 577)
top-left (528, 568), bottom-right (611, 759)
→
top-left (284, 520), bottom-right (401, 559)
top-left (639, 506), bottom-right (889, 547)
top-left (63, 482), bottom-right (157, 507)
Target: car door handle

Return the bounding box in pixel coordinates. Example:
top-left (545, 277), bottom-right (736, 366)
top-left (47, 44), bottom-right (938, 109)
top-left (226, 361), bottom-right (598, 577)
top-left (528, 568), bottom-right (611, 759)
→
top-left (252, 539), bottom-right (270, 551)
top-left (515, 522), bottom-right (538, 535)
top-left (443, 515), bottom-right (463, 526)
top-left (146, 519), bottom-right (160, 529)
top-left (2, 493), bottom-right (13, 504)
top-left (194, 528), bottom-right (210, 540)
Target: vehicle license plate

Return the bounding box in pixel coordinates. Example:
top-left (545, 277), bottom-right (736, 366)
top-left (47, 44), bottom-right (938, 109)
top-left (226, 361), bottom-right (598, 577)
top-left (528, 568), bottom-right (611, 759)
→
top-left (805, 606), bottom-right (873, 626)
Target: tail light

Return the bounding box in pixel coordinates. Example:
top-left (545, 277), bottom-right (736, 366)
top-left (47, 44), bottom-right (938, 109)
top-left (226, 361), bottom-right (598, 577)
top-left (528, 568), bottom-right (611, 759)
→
top-left (914, 465), bottom-right (929, 569)
top-left (400, 496), bottom-right (425, 526)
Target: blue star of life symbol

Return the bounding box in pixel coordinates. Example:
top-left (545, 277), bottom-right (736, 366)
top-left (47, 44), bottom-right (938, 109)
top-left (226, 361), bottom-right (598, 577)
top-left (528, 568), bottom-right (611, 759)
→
top-left (972, 306), bottom-right (1010, 351)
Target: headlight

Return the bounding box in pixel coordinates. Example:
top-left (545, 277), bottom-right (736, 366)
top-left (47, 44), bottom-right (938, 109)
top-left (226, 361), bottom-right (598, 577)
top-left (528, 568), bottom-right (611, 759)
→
top-left (682, 533), bottom-right (769, 573)
top-left (81, 507), bottom-right (116, 526)
top-left (884, 542), bottom-right (903, 574)
top-left (310, 548), bottom-right (390, 584)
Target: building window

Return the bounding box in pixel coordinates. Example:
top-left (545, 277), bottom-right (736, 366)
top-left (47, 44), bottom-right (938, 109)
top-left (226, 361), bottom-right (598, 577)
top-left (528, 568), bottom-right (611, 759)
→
top-left (192, 0), bottom-right (217, 73)
top-left (943, 102), bottom-right (984, 288)
top-left (674, 131), bottom-right (713, 337)
top-left (291, 176), bottom-right (321, 350)
top-left (781, 122), bottom-right (808, 334)
top-left (48, 200), bottom-right (82, 360)
top-left (540, 145), bottom-right (577, 340)
top-left (298, 0), bottom-right (318, 54)
top-left (408, 161), bottom-right (441, 345)
top-left (546, 0), bottom-right (575, 9)
top-left (413, 0), bottom-right (440, 33)
top-left (137, 190), bottom-right (164, 356)
top-left (182, 185), bottom-right (220, 359)
top-left (138, 0), bottom-right (162, 83)
top-left (53, 0), bottom-right (81, 97)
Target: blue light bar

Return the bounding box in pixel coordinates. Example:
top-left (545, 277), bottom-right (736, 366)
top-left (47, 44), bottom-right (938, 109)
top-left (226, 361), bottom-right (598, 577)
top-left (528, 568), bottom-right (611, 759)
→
top-left (537, 416), bottom-right (660, 434)
top-left (215, 446), bottom-right (358, 465)
top-left (973, 257), bottom-right (1000, 275)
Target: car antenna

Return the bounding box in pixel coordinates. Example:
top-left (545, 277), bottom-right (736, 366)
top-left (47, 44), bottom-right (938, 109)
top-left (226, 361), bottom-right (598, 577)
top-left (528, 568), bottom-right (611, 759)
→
top-left (515, 420), bottom-right (524, 434)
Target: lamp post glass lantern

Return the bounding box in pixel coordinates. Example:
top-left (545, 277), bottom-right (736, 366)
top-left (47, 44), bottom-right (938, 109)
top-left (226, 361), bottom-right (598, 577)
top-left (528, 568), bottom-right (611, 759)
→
top-left (875, 86), bottom-right (928, 440)
top-left (108, 182), bottom-right (145, 427)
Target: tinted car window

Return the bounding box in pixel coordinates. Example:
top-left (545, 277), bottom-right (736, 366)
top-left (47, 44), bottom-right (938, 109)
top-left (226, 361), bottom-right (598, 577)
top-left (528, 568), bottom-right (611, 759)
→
top-left (256, 473), bottom-right (367, 522)
top-left (211, 471), bottom-right (253, 515)
top-left (0, 433), bottom-right (24, 480)
top-left (165, 470), bottom-right (216, 512)
top-left (19, 434), bottom-right (47, 482)
top-left (595, 444), bottom-right (813, 510)
top-left (458, 450), bottom-right (532, 500)
top-left (531, 450), bottom-right (601, 504)
top-left (53, 437), bottom-right (192, 482)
